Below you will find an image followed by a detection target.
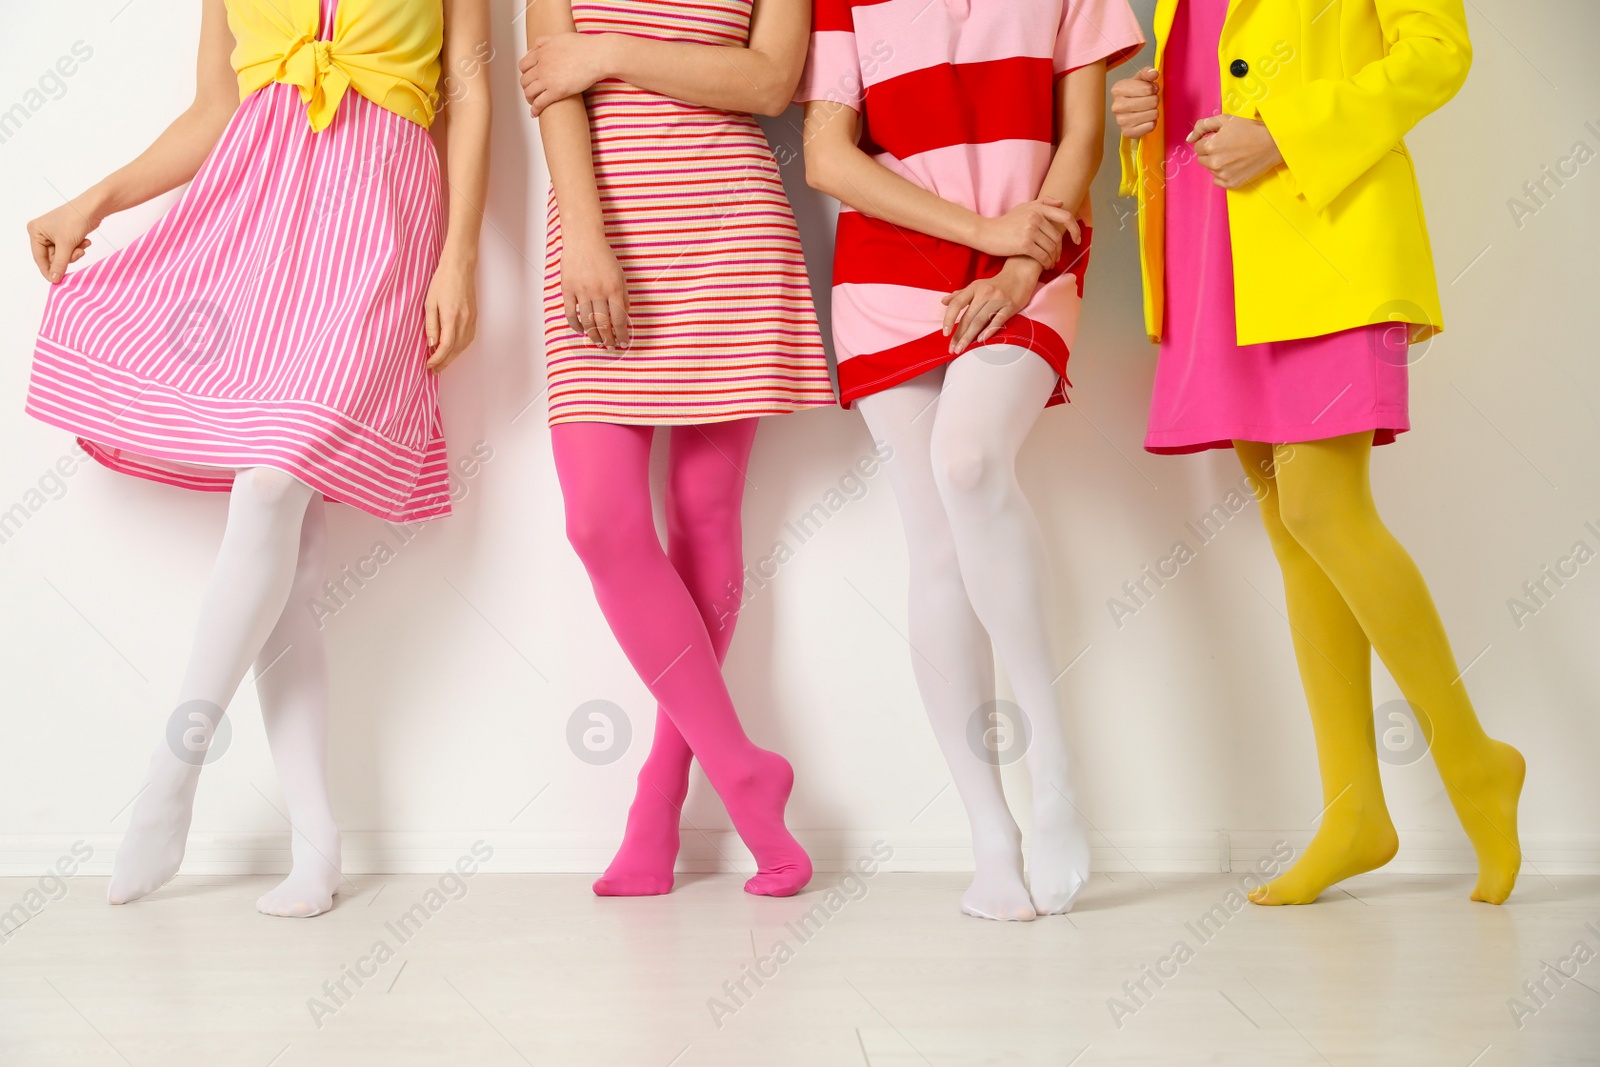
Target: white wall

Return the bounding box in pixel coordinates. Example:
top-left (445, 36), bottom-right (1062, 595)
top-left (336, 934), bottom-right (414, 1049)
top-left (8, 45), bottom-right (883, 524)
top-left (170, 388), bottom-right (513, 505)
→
top-left (2, 0), bottom-right (1596, 878)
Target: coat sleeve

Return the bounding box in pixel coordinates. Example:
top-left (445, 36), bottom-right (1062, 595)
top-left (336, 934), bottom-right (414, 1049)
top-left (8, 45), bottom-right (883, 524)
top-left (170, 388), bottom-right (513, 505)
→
top-left (1255, 0), bottom-right (1471, 213)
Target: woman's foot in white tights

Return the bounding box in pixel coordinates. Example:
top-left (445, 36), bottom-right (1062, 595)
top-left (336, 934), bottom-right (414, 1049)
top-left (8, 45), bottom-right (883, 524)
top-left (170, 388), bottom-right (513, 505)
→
top-left (860, 350), bottom-right (1090, 920)
top-left (253, 494), bottom-right (342, 917)
top-left (108, 469), bottom-right (336, 912)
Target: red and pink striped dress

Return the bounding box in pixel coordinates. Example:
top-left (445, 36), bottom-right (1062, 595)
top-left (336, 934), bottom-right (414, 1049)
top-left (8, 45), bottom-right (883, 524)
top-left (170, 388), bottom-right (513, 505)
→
top-left (27, 0), bottom-right (449, 522)
top-left (542, 0), bottom-right (837, 426)
top-left (796, 0), bottom-right (1144, 406)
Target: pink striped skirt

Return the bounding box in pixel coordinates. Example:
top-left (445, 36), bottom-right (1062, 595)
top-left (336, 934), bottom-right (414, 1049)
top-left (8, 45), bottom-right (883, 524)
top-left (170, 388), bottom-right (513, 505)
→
top-left (27, 80), bottom-right (449, 522)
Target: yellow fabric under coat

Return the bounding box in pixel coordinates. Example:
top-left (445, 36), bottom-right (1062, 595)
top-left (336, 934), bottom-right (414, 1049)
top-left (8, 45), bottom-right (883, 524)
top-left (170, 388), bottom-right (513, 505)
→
top-left (1117, 0), bottom-right (1472, 346)
top-left (227, 0), bottom-right (443, 131)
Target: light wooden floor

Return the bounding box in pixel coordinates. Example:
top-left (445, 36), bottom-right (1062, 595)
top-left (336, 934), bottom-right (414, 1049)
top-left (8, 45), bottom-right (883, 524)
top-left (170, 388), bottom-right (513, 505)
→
top-left (1, 871), bottom-right (1596, 1065)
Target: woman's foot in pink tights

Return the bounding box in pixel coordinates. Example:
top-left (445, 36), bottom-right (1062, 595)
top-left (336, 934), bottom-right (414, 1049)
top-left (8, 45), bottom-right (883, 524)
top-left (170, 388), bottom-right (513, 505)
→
top-left (729, 749), bottom-right (811, 896)
top-left (593, 746), bottom-right (690, 896)
top-left (592, 752), bottom-right (809, 897)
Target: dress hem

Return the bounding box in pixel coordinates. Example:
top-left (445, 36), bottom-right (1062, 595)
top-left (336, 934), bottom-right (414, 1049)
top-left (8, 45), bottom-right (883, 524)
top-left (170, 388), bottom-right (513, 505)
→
top-left (27, 337), bottom-right (451, 523)
top-left (547, 395), bottom-right (838, 428)
top-left (1144, 416), bottom-right (1411, 455)
top-left (838, 328), bottom-right (1073, 409)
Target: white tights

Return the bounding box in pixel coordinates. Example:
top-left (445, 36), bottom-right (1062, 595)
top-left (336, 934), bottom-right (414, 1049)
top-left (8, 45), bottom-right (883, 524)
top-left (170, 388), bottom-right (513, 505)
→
top-left (108, 468), bottom-right (342, 917)
top-left (856, 348), bottom-right (1090, 920)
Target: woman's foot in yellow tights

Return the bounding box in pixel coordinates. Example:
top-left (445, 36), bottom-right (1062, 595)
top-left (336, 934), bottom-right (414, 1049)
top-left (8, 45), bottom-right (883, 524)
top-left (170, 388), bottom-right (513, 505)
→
top-left (1233, 435), bottom-right (1523, 905)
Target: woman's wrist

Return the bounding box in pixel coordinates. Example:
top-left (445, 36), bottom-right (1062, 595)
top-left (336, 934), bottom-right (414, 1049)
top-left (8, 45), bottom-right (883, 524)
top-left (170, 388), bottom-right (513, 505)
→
top-left (959, 210), bottom-right (990, 251)
top-left (592, 33), bottom-right (623, 82)
top-left (437, 238), bottom-right (480, 272)
top-left (76, 182), bottom-right (118, 227)
top-left (1002, 256), bottom-right (1045, 281)
top-left (562, 221), bottom-right (612, 255)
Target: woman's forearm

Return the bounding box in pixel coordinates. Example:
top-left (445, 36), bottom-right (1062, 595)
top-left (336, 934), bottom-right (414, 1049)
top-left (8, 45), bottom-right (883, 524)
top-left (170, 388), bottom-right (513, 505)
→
top-left (1038, 129), bottom-right (1102, 224)
top-left (81, 0), bottom-right (239, 223)
top-left (436, 1), bottom-right (494, 265)
top-left (591, 34), bottom-right (797, 116)
top-left (805, 114), bottom-right (985, 247)
top-left (532, 0), bottom-right (608, 248)
top-left (1042, 62), bottom-right (1109, 222)
top-left (437, 96), bottom-right (491, 265)
top-left (539, 95), bottom-right (608, 246)
top-left (79, 101), bottom-right (237, 223)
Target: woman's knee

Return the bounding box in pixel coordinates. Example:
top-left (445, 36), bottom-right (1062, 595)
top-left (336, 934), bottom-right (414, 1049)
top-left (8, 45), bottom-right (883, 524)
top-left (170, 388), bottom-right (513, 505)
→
top-left (1274, 474), bottom-right (1381, 558)
top-left (563, 496), bottom-right (654, 570)
top-left (231, 467), bottom-right (313, 518)
top-left (665, 471), bottom-right (743, 542)
top-left (929, 433), bottom-right (1010, 510)
top-left (1255, 489), bottom-right (1311, 564)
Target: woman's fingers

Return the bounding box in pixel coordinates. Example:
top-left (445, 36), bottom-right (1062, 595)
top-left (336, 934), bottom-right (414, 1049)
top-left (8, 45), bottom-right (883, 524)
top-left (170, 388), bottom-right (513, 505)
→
top-left (954, 297), bottom-right (1006, 353)
top-left (531, 88), bottom-right (564, 116)
top-left (607, 294), bottom-right (631, 350)
top-left (564, 291), bottom-right (581, 336)
top-left (28, 229), bottom-right (53, 280)
top-left (47, 236), bottom-right (74, 282)
top-left (428, 312), bottom-right (458, 370)
top-left (943, 287), bottom-right (975, 337)
top-left (576, 300), bottom-right (602, 347)
top-left (1030, 223), bottom-right (1062, 267)
top-left (1034, 234), bottom-right (1060, 268)
top-left (1061, 214), bottom-right (1082, 245)
top-left (975, 315), bottom-right (1009, 346)
top-left (425, 298), bottom-right (442, 349)
top-left (955, 299), bottom-right (1004, 353)
top-left (1038, 205), bottom-right (1076, 228)
top-left (1188, 115), bottom-right (1227, 143)
top-left (592, 307), bottom-right (617, 350)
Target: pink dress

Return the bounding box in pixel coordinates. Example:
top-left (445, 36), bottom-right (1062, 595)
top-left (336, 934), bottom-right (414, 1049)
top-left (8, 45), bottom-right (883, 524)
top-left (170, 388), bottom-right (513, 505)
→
top-left (1142, 0), bottom-right (1409, 455)
top-left (26, 0), bottom-right (449, 521)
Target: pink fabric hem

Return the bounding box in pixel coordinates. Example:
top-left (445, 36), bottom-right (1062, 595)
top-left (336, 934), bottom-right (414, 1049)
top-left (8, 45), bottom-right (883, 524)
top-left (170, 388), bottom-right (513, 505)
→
top-left (28, 338), bottom-right (450, 522)
top-left (1144, 418), bottom-right (1411, 455)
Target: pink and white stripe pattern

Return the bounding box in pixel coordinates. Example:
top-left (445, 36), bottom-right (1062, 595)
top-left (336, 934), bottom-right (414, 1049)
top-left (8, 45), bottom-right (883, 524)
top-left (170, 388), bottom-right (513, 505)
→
top-left (27, 0), bottom-right (448, 522)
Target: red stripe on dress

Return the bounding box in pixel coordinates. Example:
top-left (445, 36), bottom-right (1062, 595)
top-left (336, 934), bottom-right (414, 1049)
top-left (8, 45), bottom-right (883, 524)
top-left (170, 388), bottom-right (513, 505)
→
top-left (862, 57), bottom-right (1056, 160)
top-left (836, 317), bottom-right (1072, 409)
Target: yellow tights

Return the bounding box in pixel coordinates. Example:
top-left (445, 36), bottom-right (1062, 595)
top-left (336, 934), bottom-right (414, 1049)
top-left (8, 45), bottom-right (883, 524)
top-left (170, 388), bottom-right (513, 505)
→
top-left (1236, 433), bottom-right (1525, 905)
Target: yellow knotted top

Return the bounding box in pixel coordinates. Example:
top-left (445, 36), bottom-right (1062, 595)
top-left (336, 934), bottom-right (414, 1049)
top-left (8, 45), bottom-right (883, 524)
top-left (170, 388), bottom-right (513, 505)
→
top-left (228, 0), bottom-right (443, 131)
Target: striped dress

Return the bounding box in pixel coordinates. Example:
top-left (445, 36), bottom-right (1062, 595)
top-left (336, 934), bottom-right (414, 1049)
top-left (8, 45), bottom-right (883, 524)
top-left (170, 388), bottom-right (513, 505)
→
top-left (796, 0), bottom-right (1144, 406)
top-left (26, 0), bottom-right (450, 522)
top-left (541, 0), bottom-right (836, 426)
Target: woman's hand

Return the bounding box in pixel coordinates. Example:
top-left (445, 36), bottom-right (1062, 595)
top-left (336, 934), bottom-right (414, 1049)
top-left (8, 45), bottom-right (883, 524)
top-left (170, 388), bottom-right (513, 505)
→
top-left (424, 251), bottom-right (479, 372)
top-left (1189, 115), bottom-right (1284, 189)
top-left (27, 200), bottom-right (99, 284)
top-left (1111, 68), bottom-right (1161, 140)
top-left (942, 257), bottom-right (1043, 355)
top-left (561, 233), bottom-right (631, 351)
top-left (973, 198), bottom-right (1078, 269)
top-left (520, 32), bottom-right (606, 116)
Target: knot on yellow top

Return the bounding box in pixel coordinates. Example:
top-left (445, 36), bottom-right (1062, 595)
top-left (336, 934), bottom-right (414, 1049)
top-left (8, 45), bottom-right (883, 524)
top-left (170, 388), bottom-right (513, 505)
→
top-left (279, 34), bottom-right (353, 132)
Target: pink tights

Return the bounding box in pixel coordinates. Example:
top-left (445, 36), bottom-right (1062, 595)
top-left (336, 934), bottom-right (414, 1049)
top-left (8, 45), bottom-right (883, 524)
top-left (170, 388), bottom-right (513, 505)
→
top-left (551, 419), bottom-right (811, 897)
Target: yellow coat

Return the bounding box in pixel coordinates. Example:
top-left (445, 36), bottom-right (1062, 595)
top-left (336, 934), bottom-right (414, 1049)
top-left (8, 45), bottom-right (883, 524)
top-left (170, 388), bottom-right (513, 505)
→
top-left (1117, 0), bottom-right (1471, 345)
top-left (227, 0), bottom-right (443, 131)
